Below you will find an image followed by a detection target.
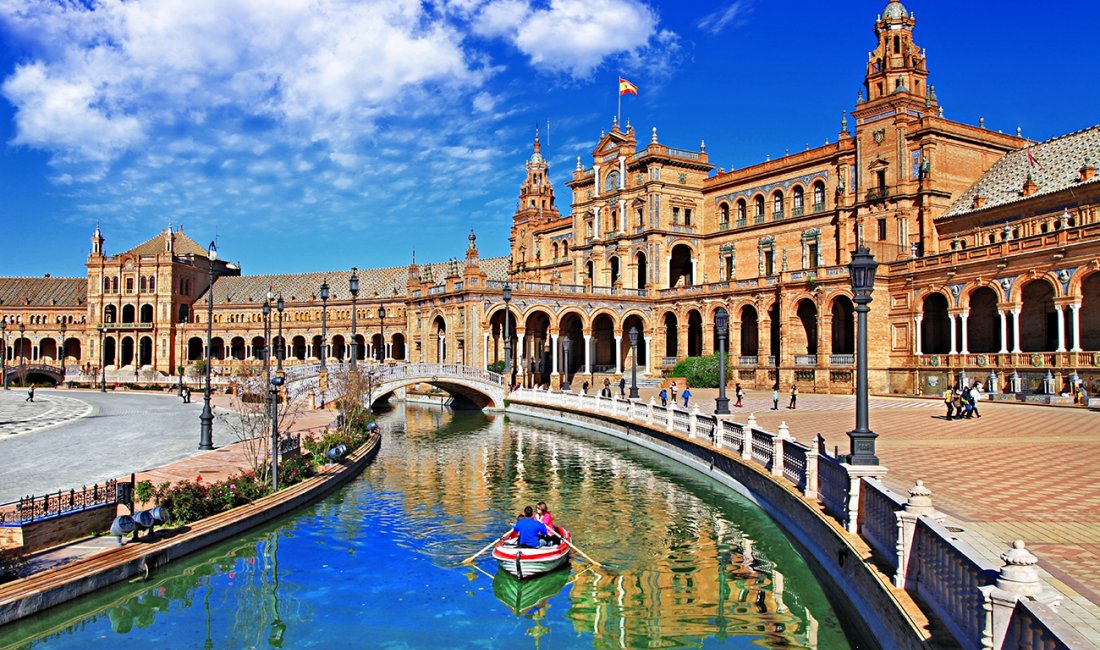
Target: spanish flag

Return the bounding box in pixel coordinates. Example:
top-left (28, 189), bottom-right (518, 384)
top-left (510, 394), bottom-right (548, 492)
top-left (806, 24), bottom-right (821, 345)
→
top-left (619, 77), bottom-right (638, 96)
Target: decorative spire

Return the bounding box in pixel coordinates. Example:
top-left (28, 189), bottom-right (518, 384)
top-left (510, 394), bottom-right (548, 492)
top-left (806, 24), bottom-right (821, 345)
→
top-left (651, 126), bottom-right (658, 144)
top-left (468, 229), bottom-right (477, 250)
top-left (700, 139), bottom-right (706, 152)
top-left (841, 111), bottom-right (849, 132)
top-left (576, 156), bottom-right (582, 171)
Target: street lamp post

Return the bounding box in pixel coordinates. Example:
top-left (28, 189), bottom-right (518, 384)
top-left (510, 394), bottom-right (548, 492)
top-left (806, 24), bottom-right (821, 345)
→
top-left (628, 327), bottom-right (640, 399)
top-left (198, 240), bottom-right (217, 451)
top-left (18, 323), bottom-right (25, 386)
top-left (714, 307), bottom-right (730, 414)
top-left (377, 306), bottom-right (386, 363)
top-left (262, 300), bottom-right (271, 390)
top-left (276, 295), bottom-right (285, 372)
top-left (177, 317), bottom-right (186, 397)
top-left (59, 322), bottom-right (66, 381)
top-left (349, 269), bottom-right (359, 370)
top-left (100, 326), bottom-right (106, 392)
top-left (562, 337), bottom-right (571, 391)
top-left (367, 369), bottom-right (375, 413)
top-left (503, 283), bottom-right (512, 379)
top-left (847, 246), bottom-right (880, 465)
top-left (0, 318), bottom-right (6, 390)
top-left (270, 375), bottom-right (284, 491)
top-left (319, 281), bottom-right (329, 371)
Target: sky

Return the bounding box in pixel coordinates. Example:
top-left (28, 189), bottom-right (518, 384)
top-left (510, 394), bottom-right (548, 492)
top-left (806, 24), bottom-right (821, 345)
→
top-left (0, 0), bottom-right (1097, 279)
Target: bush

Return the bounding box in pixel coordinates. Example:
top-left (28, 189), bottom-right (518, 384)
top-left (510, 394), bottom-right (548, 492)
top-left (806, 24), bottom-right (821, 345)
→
top-left (487, 360), bottom-right (505, 374)
top-left (157, 472), bottom-right (274, 525)
top-left (0, 547), bottom-right (26, 584)
top-left (670, 353), bottom-right (731, 389)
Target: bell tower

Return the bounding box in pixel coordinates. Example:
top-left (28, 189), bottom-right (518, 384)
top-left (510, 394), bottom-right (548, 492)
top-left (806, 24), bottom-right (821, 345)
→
top-left (860, 0), bottom-right (934, 113)
top-left (510, 127), bottom-right (562, 271)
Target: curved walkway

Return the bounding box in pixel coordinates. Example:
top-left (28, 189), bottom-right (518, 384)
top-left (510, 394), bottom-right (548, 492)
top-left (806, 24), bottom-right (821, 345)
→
top-left (611, 384), bottom-right (1100, 643)
top-left (0, 391), bottom-right (93, 438)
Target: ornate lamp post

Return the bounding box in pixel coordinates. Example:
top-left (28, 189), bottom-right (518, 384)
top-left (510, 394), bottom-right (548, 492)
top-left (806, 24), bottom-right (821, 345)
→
top-left (714, 307), bottom-right (730, 414)
top-left (177, 316), bottom-right (186, 397)
top-left (17, 323), bottom-right (25, 387)
top-left (377, 305), bottom-right (386, 362)
top-left (319, 281), bottom-right (329, 370)
top-left (262, 300), bottom-right (271, 389)
top-left (276, 295), bottom-right (285, 371)
top-left (198, 240), bottom-right (217, 451)
top-left (100, 326), bottom-right (107, 392)
top-left (270, 375), bottom-right (284, 490)
top-left (1, 318), bottom-right (7, 390)
top-left (502, 283), bottom-right (512, 376)
top-left (847, 246), bottom-right (880, 465)
top-left (349, 268), bottom-right (359, 370)
top-left (562, 337), bottom-right (571, 391)
top-left (59, 322), bottom-right (66, 380)
top-left (628, 326), bottom-right (640, 399)
top-left (366, 369), bottom-right (375, 413)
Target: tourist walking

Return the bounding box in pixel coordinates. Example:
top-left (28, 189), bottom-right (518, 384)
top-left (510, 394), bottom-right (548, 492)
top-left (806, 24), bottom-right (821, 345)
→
top-left (788, 384), bottom-right (798, 409)
top-left (619, 377), bottom-right (626, 398)
top-left (582, 380), bottom-right (589, 395)
top-left (970, 382), bottom-right (982, 418)
top-left (670, 383), bottom-right (678, 404)
top-left (734, 383), bottom-right (744, 408)
top-left (682, 387), bottom-right (692, 407)
top-left (659, 388), bottom-right (668, 406)
top-left (943, 387), bottom-right (955, 420)
top-left (771, 385), bottom-right (779, 410)
top-left (26, 385), bottom-right (34, 402)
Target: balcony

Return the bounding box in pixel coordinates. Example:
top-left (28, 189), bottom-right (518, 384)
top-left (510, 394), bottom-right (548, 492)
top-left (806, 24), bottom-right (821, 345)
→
top-left (736, 218), bottom-right (747, 228)
top-left (738, 355), bottom-right (758, 366)
top-left (792, 206), bottom-right (804, 216)
top-left (794, 354), bottom-right (817, 366)
top-left (829, 354), bottom-right (855, 365)
top-left (100, 322), bottom-right (153, 331)
top-left (865, 187), bottom-right (889, 202)
top-left (719, 221), bottom-right (730, 230)
top-left (812, 202), bottom-right (826, 212)
top-left (772, 210), bottom-right (784, 220)
top-left (754, 214), bottom-right (765, 224)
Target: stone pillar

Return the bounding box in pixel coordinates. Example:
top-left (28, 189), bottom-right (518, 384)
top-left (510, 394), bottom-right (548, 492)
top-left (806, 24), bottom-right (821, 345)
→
top-left (666, 400), bottom-right (675, 432)
top-left (593, 205), bottom-right (601, 239)
top-left (842, 465), bottom-right (889, 534)
top-left (1011, 309), bottom-right (1021, 353)
top-left (914, 315), bottom-right (923, 355)
top-left (960, 310), bottom-right (970, 354)
top-left (646, 397), bottom-right (655, 425)
top-left (691, 258), bottom-right (698, 285)
top-left (1071, 304), bottom-right (1082, 352)
top-left (618, 156), bottom-right (625, 189)
top-left (805, 435), bottom-right (820, 499)
top-left (742, 414), bottom-right (756, 461)
top-left (1054, 304), bottom-right (1066, 352)
top-left (583, 334), bottom-right (592, 374)
top-left (618, 198), bottom-right (626, 234)
top-left (516, 332), bottom-right (527, 378)
top-left (771, 422), bottom-right (790, 477)
top-left (614, 335), bottom-right (622, 374)
top-left (894, 480), bottom-right (943, 589)
top-left (949, 313), bottom-right (958, 355)
top-left (483, 332), bottom-right (489, 369)
top-left (980, 541), bottom-right (1063, 650)
top-left (593, 164), bottom-right (600, 197)
top-left (998, 310), bottom-right (1009, 354)
top-left (550, 333), bottom-right (559, 375)
top-left (688, 403), bottom-right (699, 439)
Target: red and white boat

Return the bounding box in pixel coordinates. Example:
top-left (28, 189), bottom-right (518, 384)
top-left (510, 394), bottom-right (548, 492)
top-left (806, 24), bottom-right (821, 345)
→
top-left (491, 527), bottom-right (571, 580)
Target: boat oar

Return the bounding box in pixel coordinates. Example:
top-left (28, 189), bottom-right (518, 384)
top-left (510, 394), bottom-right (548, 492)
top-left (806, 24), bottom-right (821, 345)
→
top-left (546, 527), bottom-right (601, 567)
top-left (462, 530), bottom-right (510, 564)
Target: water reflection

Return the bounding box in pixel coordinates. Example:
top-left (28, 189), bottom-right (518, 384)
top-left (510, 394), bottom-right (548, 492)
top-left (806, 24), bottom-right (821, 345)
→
top-left (4, 403), bottom-right (854, 649)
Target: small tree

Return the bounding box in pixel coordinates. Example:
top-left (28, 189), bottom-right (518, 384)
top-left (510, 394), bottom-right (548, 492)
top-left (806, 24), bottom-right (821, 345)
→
top-left (670, 353), bottom-right (731, 388)
top-left (218, 367), bottom-right (303, 486)
top-left (327, 367), bottom-right (372, 439)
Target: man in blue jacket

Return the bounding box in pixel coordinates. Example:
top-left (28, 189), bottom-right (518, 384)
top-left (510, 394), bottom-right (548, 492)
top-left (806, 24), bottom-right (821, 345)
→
top-left (513, 505), bottom-right (548, 548)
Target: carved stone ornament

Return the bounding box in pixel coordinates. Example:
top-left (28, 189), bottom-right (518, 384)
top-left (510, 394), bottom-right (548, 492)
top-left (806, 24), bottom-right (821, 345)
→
top-left (873, 128), bottom-right (886, 144)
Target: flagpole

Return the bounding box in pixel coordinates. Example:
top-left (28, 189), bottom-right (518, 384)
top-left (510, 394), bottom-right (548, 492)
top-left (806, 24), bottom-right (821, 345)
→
top-left (617, 79), bottom-right (622, 127)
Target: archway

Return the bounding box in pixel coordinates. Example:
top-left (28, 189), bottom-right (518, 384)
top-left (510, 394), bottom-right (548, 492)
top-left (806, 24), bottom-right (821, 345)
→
top-left (921, 294), bottom-right (950, 354)
top-left (432, 317), bottom-right (448, 364)
top-left (63, 337), bottom-right (82, 363)
top-left (663, 312), bottom-right (679, 357)
top-left (1082, 272), bottom-right (1100, 350)
top-left (967, 287), bottom-right (1001, 353)
top-left (522, 310), bottom-right (553, 386)
top-left (122, 305), bottom-right (136, 324)
top-left (103, 336), bottom-right (117, 367)
top-left (140, 304), bottom-right (154, 323)
top-left (686, 309), bottom-right (703, 357)
top-left (591, 313), bottom-right (616, 373)
top-left (558, 312), bottom-right (585, 382)
top-left (609, 257), bottom-right (620, 285)
top-left (391, 333), bottom-right (406, 361)
top-left (636, 252), bottom-right (647, 290)
top-left (210, 337), bottom-right (225, 361)
top-left (187, 337), bottom-right (203, 362)
top-left (139, 336), bottom-right (153, 366)
top-left (251, 336), bottom-right (266, 360)
top-left (331, 335), bottom-right (346, 361)
top-left (231, 336), bottom-right (246, 360)
top-left (668, 244), bottom-right (694, 288)
top-left (120, 336), bottom-right (135, 367)
top-left (740, 305), bottom-right (759, 357)
top-left (104, 305), bottom-right (117, 323)
top-left (830, 297), bottom-right (854, 355)
top-left (292, 335), bottom-right (306, 361)
top-left (1020, 280), bottom-right (1057, 352)
top-left (795, 299), bottom-right (818, 356)
top-left (621, 314), bottom-right (648, 371)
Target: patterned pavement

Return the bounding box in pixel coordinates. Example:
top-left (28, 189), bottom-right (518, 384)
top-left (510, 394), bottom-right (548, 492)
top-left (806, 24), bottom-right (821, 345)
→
top-left (626, 386), bottom-right (1100, 644)
top-left (0, 390), bottom-right (93, 437)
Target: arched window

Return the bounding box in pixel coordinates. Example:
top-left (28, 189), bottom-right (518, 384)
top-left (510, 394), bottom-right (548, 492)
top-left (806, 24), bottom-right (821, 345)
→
top-left (736, 199), bottom-right (747, 224)
top-left (605, 170), bottom-right (620, 192)
top-left (102, 277), bottom-right (110, 292)
top-left (812, 181), bottom-right (826, 210)
top-left (125, 277), bottom-right (134, 293)
top-left (562, 241), bottom-right (569, 258)
top-left (754, 195), bottom-right (765, 219)
top-left (148, 276), bottom-right (155, 292)
top-left (792, 187), bottom-right (805, 214)
top-left (111, 277), bottom-right (119, 293)
top-left (140, 277), bottom-right (147, 293)
top-left (772, 191), bottom-right (784, 218)
top-left (719, 203), bottom-right (730, 226)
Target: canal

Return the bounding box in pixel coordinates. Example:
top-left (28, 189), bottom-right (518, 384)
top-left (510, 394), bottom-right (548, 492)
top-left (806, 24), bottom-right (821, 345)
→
top-left (3, 403), bottom-right (863, 648)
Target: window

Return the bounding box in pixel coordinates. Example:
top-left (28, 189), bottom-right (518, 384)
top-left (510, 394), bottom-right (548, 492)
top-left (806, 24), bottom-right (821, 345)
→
top-left (140, 277), bottom-right (147, 293)
top-left (876, 169), bottom-right (887, 190)
top-left (719, 203), bottom-right (730, 225)
top-left (605, 171), bottom-right (620, 192)
top-left (877, 218), bottom-right (887, 241)
top-left (812, 182), bottom-right (826, 210)
top-left (736, 200), bottom-right (747, 224)
top-left (672, 207), bottom-right (681, 224)
top-left (684, 208), bottom-right (692, 226)
top-left (754, 195), bottom-right (765, 217)
top-left (725, 255), bottom-right (734, 279)
top-left (773, 191), bottom-right (784, 218)
top-left (793, 187), bottom-right (804, 214)
top-left (807, 242), bottom-right (819, 268)
top-left (764, 250), bottom-right (775, 276)
top-left (149, 277), bottom-right (155, 292)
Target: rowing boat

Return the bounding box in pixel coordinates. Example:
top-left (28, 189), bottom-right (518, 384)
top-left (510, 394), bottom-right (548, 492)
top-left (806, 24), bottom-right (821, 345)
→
top-left (491, 527), bottom-right (571, 579)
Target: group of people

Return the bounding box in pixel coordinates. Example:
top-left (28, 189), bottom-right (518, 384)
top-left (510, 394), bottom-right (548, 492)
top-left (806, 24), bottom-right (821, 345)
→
top-left (944, 382), bottom-right (983, 420)
top-left (511, 502), bottom-right (558, 548)
top-left (658, 382), bottom-right (692, 407)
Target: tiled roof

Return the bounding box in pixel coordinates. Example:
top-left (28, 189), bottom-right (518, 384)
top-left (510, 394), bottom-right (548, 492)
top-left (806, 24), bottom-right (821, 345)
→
top-left (200, 256), bottom-right (509, 305)
top-left (0, 277), bottom-right (87, 308)
top-left (124, 229), bottom-right (209, 257)
top-left (943, 124), bottom-right (1100, 218)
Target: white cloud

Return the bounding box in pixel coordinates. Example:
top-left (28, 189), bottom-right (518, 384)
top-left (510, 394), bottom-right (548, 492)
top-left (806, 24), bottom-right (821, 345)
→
top-left (697, 1), bottom-right (752, 36)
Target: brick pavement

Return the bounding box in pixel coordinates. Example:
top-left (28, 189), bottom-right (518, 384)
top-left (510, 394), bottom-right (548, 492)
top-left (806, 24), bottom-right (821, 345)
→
top-left (617, 385), bottom-right (1100, 644)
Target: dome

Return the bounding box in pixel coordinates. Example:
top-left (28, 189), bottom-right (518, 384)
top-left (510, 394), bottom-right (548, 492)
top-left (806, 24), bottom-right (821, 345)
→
top-left (528, 151), bottom-right (545, 165)
top-left (882, 0), bottom-right (908, 20)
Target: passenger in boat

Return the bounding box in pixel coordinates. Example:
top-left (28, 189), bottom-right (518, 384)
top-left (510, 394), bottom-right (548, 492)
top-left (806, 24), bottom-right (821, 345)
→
top-left (535, 502), bottom-right (554, 528)
top-left (513, 505), bottom-right (549, 548)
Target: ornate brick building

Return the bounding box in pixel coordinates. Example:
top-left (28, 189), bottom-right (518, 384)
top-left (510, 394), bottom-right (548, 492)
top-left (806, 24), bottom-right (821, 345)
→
top-left (2, 0), bottom-right (1098, 397)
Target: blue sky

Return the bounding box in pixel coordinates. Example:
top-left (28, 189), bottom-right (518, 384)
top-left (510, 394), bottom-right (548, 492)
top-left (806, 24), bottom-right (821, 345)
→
top-left (0, 0), bottom-right (1096, 278)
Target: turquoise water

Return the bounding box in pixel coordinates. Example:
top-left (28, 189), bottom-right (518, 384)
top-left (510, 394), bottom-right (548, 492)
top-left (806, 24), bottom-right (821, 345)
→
top-left (3, 404), bottom-right (860, 648)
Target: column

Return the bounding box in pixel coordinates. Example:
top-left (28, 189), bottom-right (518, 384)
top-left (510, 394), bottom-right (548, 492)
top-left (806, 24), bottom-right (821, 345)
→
top-left (593, 165), bottom-right (600, 197)
top-left (691, 258), bottom-right (698, 285)
top-left (438, 334), bottom-right (444, 363)
top-left (614, 335), bottom-right (623, 374)
top-left (998, 310), bottom-right (1008, 353)
top-left (1055, 304), bottom-right (1066, 352)
top-left (948, 313), bottom-right (957, 355)
top-left (583, 334), bottom-right (592, 374)
top-left (960, 310), bottom-right (969, 354)
top-left (517, 333), bottom-right (526, 375)
top-left (643, 336), bottom-right (652, 375)
top-left (1011, 309), bottom-right (1021, 353)
top-left (618, 198), bottom-right (626, 234)
top-left (618, 156), bottom-right (625, 189)
top-left (551, 333), bottom-right (559, 375)
top-left (593, 205), bottom-right (601, 239)
top-left (1071, 304), bottom-right (1082, 352)
top-left (914, 316), bottom-right (923, 355)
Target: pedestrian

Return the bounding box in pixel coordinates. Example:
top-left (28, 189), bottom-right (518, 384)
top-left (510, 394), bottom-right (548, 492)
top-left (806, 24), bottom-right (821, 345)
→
top-left (26, 385), bottom-right (35, 402)
top-left (734, 383), bottom-right (744, 408)
top-left (619, 376), bottom-right (626, 398)
top-left (659, 388), bottom-right (668, 406)
top-left (582, 380), bottom-right (589, 395)
top-left (771, 385), bottom-right (779, 410)
top-left (970, 381), bottom-right (982, 418)
top-left (943, 387), bottom-right (955, 420)
top-left (962, 385), bottom-right (975, 419)
top-left (185, 387), bottom-right (192, 403)
top-left (602, 378), bottom-right (611, 397)
top-left (670, 383), bottom-right (678, 404)
top-left (788, 383), bottom-right (798, 409)
top-left (682, 387), bottom-right (692, 407)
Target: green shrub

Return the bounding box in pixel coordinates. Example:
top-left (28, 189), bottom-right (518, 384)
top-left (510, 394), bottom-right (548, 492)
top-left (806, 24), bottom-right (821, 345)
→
top-left (0, 547), bottom-right (26, 584)
top-left (670, 353), bottom-right (731, 388)
top-left (487, 360), bottom-right (505, 374)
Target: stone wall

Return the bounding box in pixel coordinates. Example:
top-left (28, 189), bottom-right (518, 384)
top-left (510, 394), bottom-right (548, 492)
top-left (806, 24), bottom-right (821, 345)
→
top-left (0, 505), bottom-right (117, 554)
